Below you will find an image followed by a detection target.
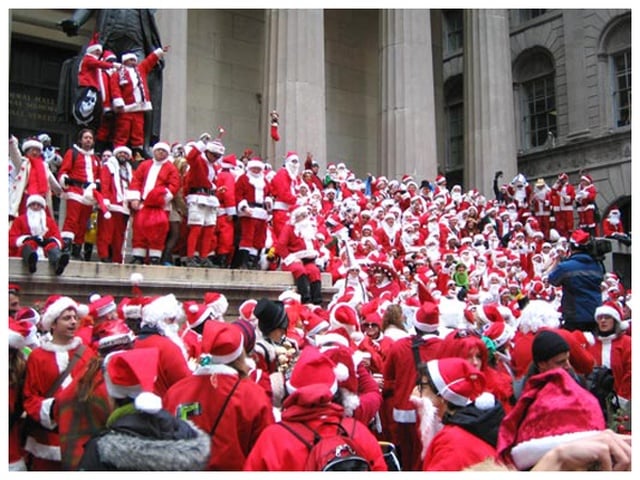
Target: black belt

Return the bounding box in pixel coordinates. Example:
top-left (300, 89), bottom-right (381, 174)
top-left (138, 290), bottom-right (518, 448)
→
top-left (189, 187), bottom-right (215, 195)
top-left (248, 202), bottom-right (265, 208)
top-left (66, 178), bottom-right (98, 189)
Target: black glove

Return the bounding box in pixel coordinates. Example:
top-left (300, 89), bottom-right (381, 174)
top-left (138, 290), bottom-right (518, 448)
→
top-left (494, 171), bottom-right (503, 180)
top-left (59, 19), bottom-right (79, 36)
top-left (457, 286), bottom-right (468, 302)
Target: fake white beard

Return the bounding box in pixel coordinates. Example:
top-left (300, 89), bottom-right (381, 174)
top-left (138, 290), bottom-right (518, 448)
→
top-left (27, 208), bottom-right (47, 237)
top-left (475, 264), bottom-right (486, 275)
top-left (286, 163), bottom-right (299, 180)
top-left (451, 192), bottom-right (462, 203)
top-left (427, 222), bottom-right (439, 234)
top-left (402, 232), bottom-right (418, 245)
top-left (158, 321), bottom-right (189, 359)
top-left (426, 247), bottom-right (440, 263)
top-left (489, 284), bottom-right (501, 297)
top-left (294, 218), bottom-right (317, 241)
top-left (248, 171), bottom-right (265, 189)
top-left (533, 262), bottom-right (545, 278)
top-left (382, 222), bottom-right (399, 241)
top-left (609, 217), bottom-right (620, 226)
top-left (509, 211), bottom-right (518, 222)
top-left (460, 256), bottom-right (474, 269)
top-left (410, 395), bottom-right (443, 460)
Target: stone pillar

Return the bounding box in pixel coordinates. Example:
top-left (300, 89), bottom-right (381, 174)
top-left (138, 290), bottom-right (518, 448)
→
top-left (463, 9), bottom-right (517, 196)
top-left (262, 10), bottom-right (326, 167)
top-left (379, 9), bottom-right (438, 182)
top-left (564, 10), bottom-right (591, 141)
top-left (155, 9), bottom-right (189, 144)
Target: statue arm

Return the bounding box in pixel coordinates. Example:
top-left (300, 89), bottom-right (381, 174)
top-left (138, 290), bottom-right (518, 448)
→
top-left (59, 9), bottom-right (94, 36)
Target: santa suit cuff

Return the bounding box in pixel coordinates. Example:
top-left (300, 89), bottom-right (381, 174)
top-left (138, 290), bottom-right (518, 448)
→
top-left (125, 190), bottom-right (141, 202)
top-left (40, 397), bottom-right (57, 430)
top-left (113, 98), bottom-right (125, 108)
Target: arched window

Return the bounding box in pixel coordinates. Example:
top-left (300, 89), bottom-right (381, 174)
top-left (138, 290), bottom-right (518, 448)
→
top-left (600, 16), bottom-right (631, 128)
top-left (444, 75), bottom-right (463, 170)
top-left (513, 48), bottom-right (557, 150)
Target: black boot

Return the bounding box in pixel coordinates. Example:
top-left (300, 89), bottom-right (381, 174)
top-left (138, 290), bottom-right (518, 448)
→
top-left (62, 237), bottom-right (73, 254)
top-left (22, 245), bottom-right (38, 274)
top-left (217, 254), bottom-right (228, 268)
top-left (296, 275), bottom-right (312, 304)
top-left (130, 256), bottom-right (145, 265)
top-left (71, 244), bottom-right (82, 260)
top-left (83, 243), bottom-right (93, 261)
top-left (248, 254), bottom-right (259, 270)
top-left (310, 280), bottom-right (323, 306)
top-left (185, 256), bottom-right (201, 267)
top-left (149, 256), bottom-right (161, 265)
top-left (236, 250), bottom-right (250, 270)
top-left (48, 247), bottom-right (70, 276)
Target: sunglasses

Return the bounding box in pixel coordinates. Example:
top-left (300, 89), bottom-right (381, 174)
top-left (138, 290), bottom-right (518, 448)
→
top-left (362, 323), bottom-right (379, 329)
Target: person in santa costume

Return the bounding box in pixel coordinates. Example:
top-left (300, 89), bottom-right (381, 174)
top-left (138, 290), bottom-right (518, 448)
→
top-left (93, 49), bottom-right (120, 153)
top-left (57, 128), bottom-right (102, 259)
top-left (601, 206), bottom-right (631, 245)
top-left (126, 141), bottom-right (180, 264)
top-left (96, 145), bottom-right (132, 263)
top-left (243, 345), bottom-right (388, 471)
top-left (270, 151), bottom-right (301, 234)
top-left (530, 178), bottom-right (553, 239)
top-left (412, 357), bottom-right (504, 471)
top-left (574, 173), bottom-right (598, 236)
top-left (9, 317), bottom-right (32, 471)
top-left (110, 45), bottom-right (169, 158)
top-left (211, 153), bottom-right (239, 268)
top-left (9, 194), bottom-right (70, 275)
top-left (9, 135), bottom-right (62, 221)
top-left (275, 205), bottom-right (323, 305)
top-left (182, 138), bottom-right (224, 267)
top-left (550, 172), bottom-right (576, 239)
top-left (133, 294), bottom-right (192, 397)
top-left (587, 301), bottom-right (631, 409)
top-left (79, 348), bottom-right (210, 470)
top-left (235, 157), bottom-right (272, 270)
top-left (22, 296), bottom-right (95, 470)
top-left (163, 320), bottom-right (274, 470)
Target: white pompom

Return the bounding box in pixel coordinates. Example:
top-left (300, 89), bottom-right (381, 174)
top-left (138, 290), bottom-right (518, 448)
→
top-left (89, 293), bottom-right (101, 303)
top-left (130, 272), bottom-right (144, 285)
top-left (189, 304), bottom-right (199, 313)
top-left (474, 392), bottom-right (496, 410)
top-left (334, 362), bottom-right (350, 382)
top-left (76, 304), bottom-right (89, 318)
top-left (104, 211), bottom-right (112, 219)
top-left (134, 392), bottom-right (162, 414)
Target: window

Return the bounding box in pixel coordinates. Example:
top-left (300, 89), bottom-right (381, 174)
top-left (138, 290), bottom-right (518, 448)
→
top-left (519, 9), bottom-right (546, 23)
top-left (612, 49), bottom-right (631, 127)
top-left (444, 75), bottom-right (463, 170)
top-left (513, 49), bottom-right (557, 150)
top-left (443, 10), bottom-right (463, 54)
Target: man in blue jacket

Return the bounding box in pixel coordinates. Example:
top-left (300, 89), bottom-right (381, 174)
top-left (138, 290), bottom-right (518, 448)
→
top-left (548, 229), bottom-right (604, 332)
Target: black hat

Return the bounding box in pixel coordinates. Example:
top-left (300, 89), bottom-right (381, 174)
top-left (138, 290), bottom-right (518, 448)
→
top-left (254, 298), bottom-right (289, 336)
top-left (532, 330), bottom-right (569, 364)
top-left (420, 180), bottom-right (431, 191)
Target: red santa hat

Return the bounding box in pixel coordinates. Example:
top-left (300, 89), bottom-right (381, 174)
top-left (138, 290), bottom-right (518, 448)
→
top-left (320, 345), bottom-right (360, 415)
top-left (594, 300), bottom-right (624, 324)
top-left (104, 348), bottom-right (162, 413)
top-left (204, 291), bottom-right (229, 319)
top-left (608, 206), bottom-right (621, 218)
top-left (415, 301), bottom-right (440, 333)
top-left (219, 153), bottom-right (237, 170)
top-left (497, 368), bottom-right (605, 470)
top-left (9, 317), bottom-right (32, 350)
top-left (14, 307), bottom-right (40, 326)
top-left (300, 308), bottom-right (330, 337)
top-left (41, 295), bottom-right (79, 331)
top-left (435, 174), bottom-right (446, 185)
top-left (285, 151), bottom-right (299, 164)
top-left (93, 320), bottom-right (135, 352)
top-left (26, 194), bottom-right (46, 208)
top-left (86, 33), bottom-right (102, 54)
top-left (425, 357), bottom-right (486, 407)
top-left (580, 173), bottom-right (593, 184)
top-left (113, 145), bottom-right (132, 157)
top-left (401, 174), bottom-right (414, 184)
top-left (89, 295), bottom-right (117, 319)
top-left (140, 294), bottom-right (181, 328)
top-left (476, 303), bottom-right (504, 326)
top-left (183, 301), bottom-right (213, 329)
top-left (238, 299), bottom-right (257, 322)
top-left (152, 142), bottom-right (171, 154)
top-left (205, 139), bottom-right (225, 156)
top-left (246, 158), bottom-right (264, 170)
top-left (558, 172), bottom-right (569, 182)
top-left (329, 303), bottom-right (360, 335)
top-left (290, 205), bottom-right (309, 223)
top-left (22, 137), bottom-right (43, 153)
top-left (9, 283), bottom-right (20, 295)
top-left (285, 346), bottom-right (339, 395)
top-left (201, 321), bottom-right (244, 364)
top-left (483, 320), bottom-right (515, 349)
top-left (121, 51), bottom-right (138, 63)
top-left (102, 49), bottom-right (117, 61)
top-left (569, 229), bottom-right (591, 248)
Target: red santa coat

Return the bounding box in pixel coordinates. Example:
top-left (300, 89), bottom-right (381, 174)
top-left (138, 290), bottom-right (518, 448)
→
top-left (588, 333), bottom-right (631, 401)
top-left (163, 365), bottom-right (275, 470)
top-left (22, 338), bottom-right (94, 464)
top-left (184, 146), bottom-right (216, 193)
top-left (110, 48), bottom-right (163, 113)
top-left (422, 424), bottom-right (497, 471)
top-left (275, 223), bottom-right (321, 282)
top-left (127, 158), bottom-right (180, 207)
top-left (602, 217), bottom-right (625, 236)
top-left (9, 382), bottom-right (25, 469)
top-left (235, 172), bottom-right (271, 222)
top-left (77, 52), bottom-right (114, 91)
top-left (216, 169), bottom-right (238, 217)
top-left (100, 156), bottom-right (132, 215)
top-left (58, 146), bottom-right (101, 205)
top-left (243, 388), bottom-right (387, 471)
top-left (9, 210), bottom-right (64, 255)
top-left (270, 168), bottom-right (298, 211)
top-left (134, 333), bottom-right (191, 398)
top-left (9, 145), bottom-right (60, 218)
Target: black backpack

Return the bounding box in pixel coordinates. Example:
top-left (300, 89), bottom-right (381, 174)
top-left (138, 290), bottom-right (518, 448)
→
top-left (280, 419), bottom-right (371, 471)
top-left (585, 365), bottom-right (618, 421)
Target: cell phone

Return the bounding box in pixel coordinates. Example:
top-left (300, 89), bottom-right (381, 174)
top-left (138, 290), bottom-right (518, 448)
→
top-left (176, 402), bottom-right (201, 420)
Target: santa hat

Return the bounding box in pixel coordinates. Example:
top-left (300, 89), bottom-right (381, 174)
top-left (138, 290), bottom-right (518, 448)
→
top-left (103, 348), bottom-right (162, 414)
top-left (558, 172), bottom-right (569, 182)
top-left (569, 229), bottom-right (590, 248)
top-left (425, 357), bottom-right (486, 407)
top-left (113, 145), bottom-right (132, 157)
top-left (89, 295), bottom-right (117, 319)
top-left (219, 153), bottom-right (237, 170)
top-left (279, 289), bottom-right (302, 305)
top-left (594, 300), bottom-right (624, 324)
top-left (183, 301), bottom-right (213, 329)
top-left (22, 137), bottom-right (43, 153)
top-left (203, 292), bottom-right (228, 319)
top-left (285, 151), bottom-right (299, 164)
top-left (290, 205), bottom-right (309, 223)
top-left (152, 142), bottom-right (171, 154)
top-left (497, 368), bottom-right (605, 470)
top-left (246, 158), bottom-right (264, 170)
top-left (608, 206), bottom-right (621, 218)
top-left (86, 33), bottom-right (102, 54)
top-left (9, 317), bottom-right (32, 350)
top-left (361, 311), bottom-right (382, 329)
top-left (254, 298), bottom-right (289, 336)
top-left (476, 303), bottom-right (504, 326)
top-left (301, 309), bottom-right (330, 337)
top-left (140, 294), bottom-right (181, 328)
top-left (9, 283), bottom-right (20, 295)
top-left (414, 301), bottom-right (440, 333)
top-left (41, 295), bottom-right (79, 331)
top-left (329, 303), bottom-right (360, 335)
top-left (237, 299), bottom-right (257, 322)
top-left (93, 320), bottom-right (135, 352)
top-left (321, 345), bottom-right (361, 415)
top-left (286, 346), bottom-right (339, 395)
top-left (201, 321), bottom-right (244, 364)
top-left (102, 49), bottom-right (117, 61)
top-left (231, 319), bottom-right (257, 354)
top-left (580, 173), bottom-right (593, 184)
top-left (483, 321), bottom-right (515, 349)
top-left (435, 174), bottom-right (446, 185)
top-left (26, 194), bottom-right (46, 208)
top-left (121, 51), bottom-right (138, 63)
top-left (14, 307), bottom-right (40, 326)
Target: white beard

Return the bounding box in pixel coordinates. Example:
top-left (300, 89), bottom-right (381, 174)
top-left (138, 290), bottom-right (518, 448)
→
top-left (609, 217), bottom-right (620, 226)
top-left (158, 321), bottom-right (189, 359)
top-left (509, 211), bottom-right (518, 222)
top-left (533, 262), bottom-right (545, 278)
top-left (426, 246), bottom-right (440, 263)
top-left (248, 171), bottom-right (265, 189)
top-left (286, 163), bottom-right (299, 180)
top-left (410, 395), bottom-right (443, 460)
top-left (475, 264), bottom-right (486, 276)
top-left (427, 222), bottom-right (439, 234)
top-left (451, 192), bottom-right (462, 203)
top-left (460, 256), bottom-right (475, 269)
top-left (27, 208), bottom-right (47, 237)
top-left (294, 218), bottom-right (317, 241)
top-left (382, 222), bottom-right (400, 243)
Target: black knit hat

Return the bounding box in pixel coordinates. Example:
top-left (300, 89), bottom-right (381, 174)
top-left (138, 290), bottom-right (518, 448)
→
top-left (532, 330), bottom-right (569, 364)
top-left (254, 298), bottom-right (289, 336)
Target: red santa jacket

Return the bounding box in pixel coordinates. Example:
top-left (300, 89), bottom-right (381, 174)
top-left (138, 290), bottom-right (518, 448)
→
top-left (111, 48), bottom-right (164, 112)
top-left (100, 156), bottom-right (132, 215)
top-left (77, 52), bottom-right (115, 91)
top-left (184, 144), bottom-right (216, 193)
top-left (422, 424), bottom-right (497, 471)
top-left (127, 158), bottom-right (180, 210)
top-left (588, 333), bottom-right (631, 401)
top-left (9, 210), bottom-right (64, 254)
top-left (275, 223), bottom-right (320, 266)
top-left (215, 169), bottom-right (238, 217)
top-left (58, 146), bottom-right (101, 205)
top-left (163, 365), bottom-right (275, 470)
top-left (235, 172), bottom-right (271, 221)
top-left (134, 333), bottom-right (191, 398)
top-left (270, 167), bottom-right (298, 211)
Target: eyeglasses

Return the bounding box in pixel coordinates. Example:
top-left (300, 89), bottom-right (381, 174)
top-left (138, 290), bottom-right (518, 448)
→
top-left (361, 323), bottom-right (379, 329)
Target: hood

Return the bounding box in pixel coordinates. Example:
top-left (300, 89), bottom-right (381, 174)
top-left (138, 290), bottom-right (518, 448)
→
top-left (443, 402), bottom-right (505, 447)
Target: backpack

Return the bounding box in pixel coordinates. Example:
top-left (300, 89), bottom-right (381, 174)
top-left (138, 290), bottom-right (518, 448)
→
top-left (585, 365), bottom-right (618, 422)
top-left (280, 419), bottom-right (371, 471)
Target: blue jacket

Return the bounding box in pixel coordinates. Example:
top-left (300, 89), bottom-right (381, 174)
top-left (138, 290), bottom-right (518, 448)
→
top-left (548, 252), bottom-right (603, 325)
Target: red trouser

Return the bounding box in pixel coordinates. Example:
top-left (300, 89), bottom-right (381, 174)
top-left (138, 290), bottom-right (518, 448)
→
top-left (96, 210), bottom-right (128, 263)
top-left (238, 217), bottom-right (267, 254)
top-left (61, 199), bottom-right (93, 244)
top-left (281, 259), bottom-right (321, 282)
top-left (112, 111), bottom-right (145, 148)
top-left (215, 214), bottom-right (235, 256)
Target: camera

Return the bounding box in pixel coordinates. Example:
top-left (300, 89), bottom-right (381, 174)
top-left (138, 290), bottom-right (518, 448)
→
top-left (585, 237), bottom-right (612, 261)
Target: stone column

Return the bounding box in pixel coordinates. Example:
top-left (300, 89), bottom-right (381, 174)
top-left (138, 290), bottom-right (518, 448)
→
top-left (155, 9), bottom-right (189, 144)
top-left (463, 9), bottom-right (517, 196)
top-left (379, 9), bottom-right (438, 182)
top-left (262, 9), bottom-right (326, 168)
top-left (564, 10), bottom-right (591, 141)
